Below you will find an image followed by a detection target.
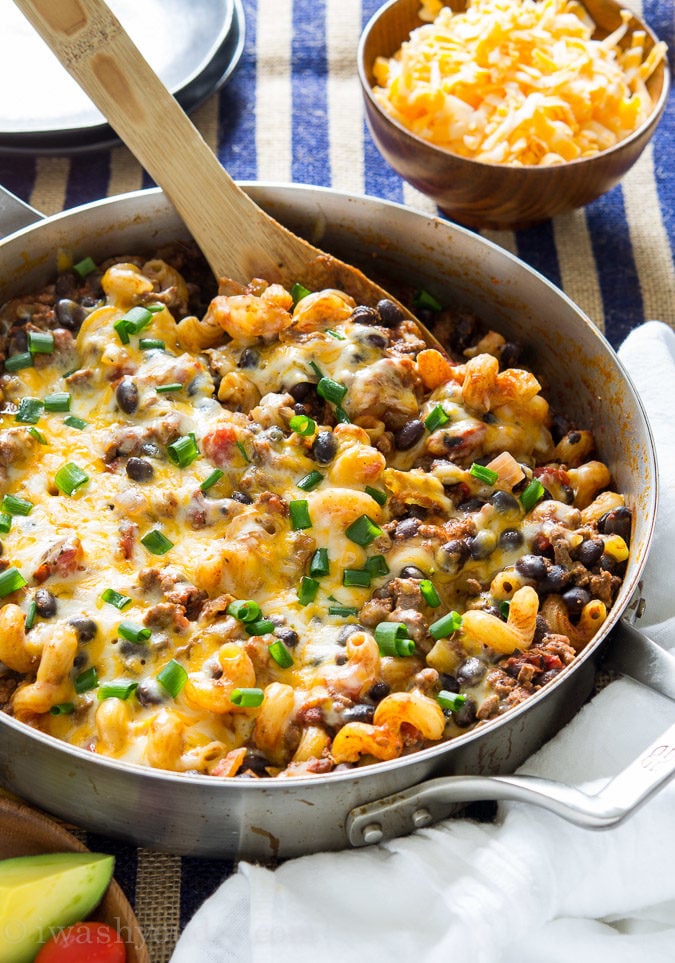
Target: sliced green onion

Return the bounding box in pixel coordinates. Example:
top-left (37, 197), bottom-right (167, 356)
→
top-left (24, 600), bottom-right (37, 632)
top-left (420, 579), bottom-right (441, 607)
top-left (157, 659), bottom-right (188, 698)
top-left (74, 666), bottom-right (98, 693)
top-left (98, 682), bottom-right (138, 701)
top-left (308, 360), bottom-right (324, 379)
top-left (520, 478), bottom-right (545, 512)
top-left (290, 282), bottom-right (311, 305)
top-left (200, 468), bottom-right (224, 492)
top-left (118, 621), bottom-right (151, 643)
top-left (334, 405), bottom-right (351, 424)
top-left (50, 702), bottom-right (76, 715)
top-left (364, 554), bottom-right (389, 578)
top-left (345, 514), bottom-right (383, 547)
top-left (425, 404), bottom-right (450, 432)
top-left (141, 529), bottom-right (174, 555)
top-left (289, 414), bottom-right (316, 436)
top-left (317, 377), bottom-right (347, 405)
top-left (437, 690), bottom-right (467, 712)
top-left (54, 462), bottom-right (89, 496)
top-left (28, 426), bottom-right (48, 445)
top-left (269, 640), bottom-right (294, 668)
top-left (230, 687), bottom-right (264, 707)
top-left (4, 352), bottom-right (33, 372)
top-left (156, 382), bottom-right (183, 394)
top-left (365, 485), bottom-right (387, 506)
top-left (297, 576), bottom-right (319, 606)
top-left (15, 398), bottom-right (44, 424)
top-left (123, 305), bottom-right (154, 334)
top-left (470, 462), bottom-right (499, 485)
top-left (139, 338), bottom-right (166, 350)
top-left (73, 256), bottom-right (97, 278)
top-left (342, 568), bottom-right (371, 588)
top-left (326, 328), bottom-right (346, 340)
top-left (113, 317), bottom-right (132, 344)
top-left (236, 440), bottom-right (251, 463)
top-left (429, 610), bottom-right (463, 640)
top-left (374, 622), bottom-right (415, 657)
top-left (245, 618), bottom-right (276, 636)
top-left (44, 392), bottom-right (71, 412)
top-left (64, 415), bottom-right (87, 430)
top-left (309, 547), bottom-right (330, 578)
top-left (27, 331), bottom-right (54, 355)
top-left (499, 600), bottom-right (511, 619)
top-left (296, 470), bottom-right (323, 492)
top-left (101, 588), bottom-right (132, 610)
top-left (167, 434), bottom-right (199, 468)
top-left (413, 289), bottom-right (443, 312)
top-left (227, 599), bottom-right (262, 623)
top-left (2, 494), bottom-right (33, 516)
top-left (0, 513), bottom-right (12, 534)
top-left (329, 605), bottom-right (359, 617)
top-left (289, 499), bottom-right (312, 530)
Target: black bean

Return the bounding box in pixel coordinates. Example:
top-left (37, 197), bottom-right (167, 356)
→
top-left (516, 554), bottom-right (547, 580)
top-left (55, 298), bottom-right (86, 330)
top-left (399, 565), bottom-right (427, 579)
top-left (115, 378), bottom-right (139, 415)
top-left (456, 498), bottom-right (484, 513)
top-left (135, 679), bottom-right (166, 706)
top-left (598, 506), bottom-right (632, 544)
top-left (312, 431), bottom-right (338, 464)
top-left (365, 332), bottom-right (388, 349)
top-left (54, 272), bottom-right (78, 299)
top-left (341, 704), bottom-right (375, 724)
top-left (140, 442), bottom-right (161, 458)
top-left (68, 617), bottom-right (98, 643)
top-left (533, 613), bottom-right (549, 644)
top-left (395, 518), bottom-right (419, 539)
top-left (499, 342), bottom-right (522, 369)
top-left (456, 657), bottom-right (486, 686)
top-left (73, 652), bottom-right (88, 671)
top-left (126, 457), bottom-right (155, 482)
top-left (438, 673), bottom-right (460, 693)
top-left (351, 305), bottom-right (381, 325)
top-left (499, 528), bottom-right (523, 550)
top-left (394, 419), bottom-right (425, 451)
top-left (367, 680), bottom-right (390, 702)
top-left (539, 565), bottom-right (570, 595)
top-left (490, 490), bottom-right (520, 515)
top-left (562, 587), bottom-right (592, 619)
top-left (337, 623), bottom-right (362, 646)
top-left (376, 298), bottom-right (404, 327)
top-left (600, 553), bottom-right (619, 574)
top-left (468, 530), bottom-right (497, 560)
top-left (453, 697), bottom-right (477, 728)
top-left (289, 381), bottom-right (314, 402)
top-left (238, 347), bottom-right (260, 369)
top-left (240, 749), bottom-right (272, 777)
top-left (436, 539), bottom-right (470, 574)
top-left (275, 627), bottom-right (299, 648)
top-left (231, 490), bottom-right (253, 504)
top-left (34, 588), bottom-right (57, 618)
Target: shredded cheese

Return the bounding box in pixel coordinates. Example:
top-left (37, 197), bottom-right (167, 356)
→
top-left (372, 0), bottom-right (667, 166)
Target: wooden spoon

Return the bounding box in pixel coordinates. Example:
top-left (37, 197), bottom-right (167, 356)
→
top-left (14, 0), bottom-right (441, 345)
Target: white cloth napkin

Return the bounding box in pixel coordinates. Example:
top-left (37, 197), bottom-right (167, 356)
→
top-left (172, 321), bottom-right (675, 963)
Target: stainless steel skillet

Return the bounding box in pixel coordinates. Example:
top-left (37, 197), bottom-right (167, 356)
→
top-left (0, 184), bottom-right (673, 860)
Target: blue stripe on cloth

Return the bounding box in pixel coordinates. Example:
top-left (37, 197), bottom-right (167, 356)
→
top-left (291, 0), bottom-right (331, 186)
top-left (515, 221), bottom-right (562, 291)
top-left (643, 0), bottom-right (675, 260)
top-left (586, 186), bottom-right (643, 349)
top-left (85, 831), bottom-right (138, 906)
top-left (0, 156), bottom-right (36, 205)
top-left (179, 855), bottom-right (235, 929)
top-left (64, 150), bottom-right (111, 209)
top-left (218, 0), bottom-right (258, 179)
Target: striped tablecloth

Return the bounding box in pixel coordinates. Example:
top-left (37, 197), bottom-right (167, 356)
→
top-left (0, 1), bottom-right (673, 960)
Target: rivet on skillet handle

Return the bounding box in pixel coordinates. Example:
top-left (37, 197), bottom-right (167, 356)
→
top-left (347, 721), bottom-right (675, 846)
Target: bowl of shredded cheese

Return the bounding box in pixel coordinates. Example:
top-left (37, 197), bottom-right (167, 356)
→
top-left (358, 0), bottom-right (669, 229)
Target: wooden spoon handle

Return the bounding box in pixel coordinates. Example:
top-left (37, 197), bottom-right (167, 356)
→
top-left (12, 0), bottom-right (318, 283)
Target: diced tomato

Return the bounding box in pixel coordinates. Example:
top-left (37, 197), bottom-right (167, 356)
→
top-left (34, 922), bottom-right (126, 963)
top-left (202, 424), bottom-right (238, 467)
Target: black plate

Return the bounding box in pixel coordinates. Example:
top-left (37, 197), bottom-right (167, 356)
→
top-left (0, 0), bottom-right (245, 155)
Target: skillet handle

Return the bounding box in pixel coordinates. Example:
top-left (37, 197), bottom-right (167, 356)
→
top-left (347, 721), bottom-right (675, 846)
top-left (603, 618), bottom-right (675, 700)
top-left (0, 185), bottom-right (43, 236)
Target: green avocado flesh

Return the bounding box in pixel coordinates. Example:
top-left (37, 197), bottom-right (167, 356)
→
top-left (0, 851), bottom-right (114, 963)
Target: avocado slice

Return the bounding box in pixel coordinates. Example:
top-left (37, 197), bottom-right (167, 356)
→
top-left (0, 851), bottom-right (114, 963)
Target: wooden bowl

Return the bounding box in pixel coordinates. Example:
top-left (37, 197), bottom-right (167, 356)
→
top-left (358, 0), bottom-right (670, 229)
top-left (0, 795), bottom-right (149, 963)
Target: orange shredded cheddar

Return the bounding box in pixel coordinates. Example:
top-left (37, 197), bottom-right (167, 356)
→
top-left (372, 0), bottom-right (667, 165)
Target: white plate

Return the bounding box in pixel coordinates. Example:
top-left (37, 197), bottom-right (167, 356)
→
top-left (1, 0), bottom-right (234, 134)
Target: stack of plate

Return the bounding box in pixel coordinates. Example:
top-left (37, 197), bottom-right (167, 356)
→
top-left (0, 0), bottom-right (245, 154)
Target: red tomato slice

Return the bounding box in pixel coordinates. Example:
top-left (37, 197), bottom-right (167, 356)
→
top-left (34, 921), bottom-right (127, 963)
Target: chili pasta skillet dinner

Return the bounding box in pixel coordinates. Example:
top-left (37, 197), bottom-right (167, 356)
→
top-left (0, 244), bottom-right (631, 779)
